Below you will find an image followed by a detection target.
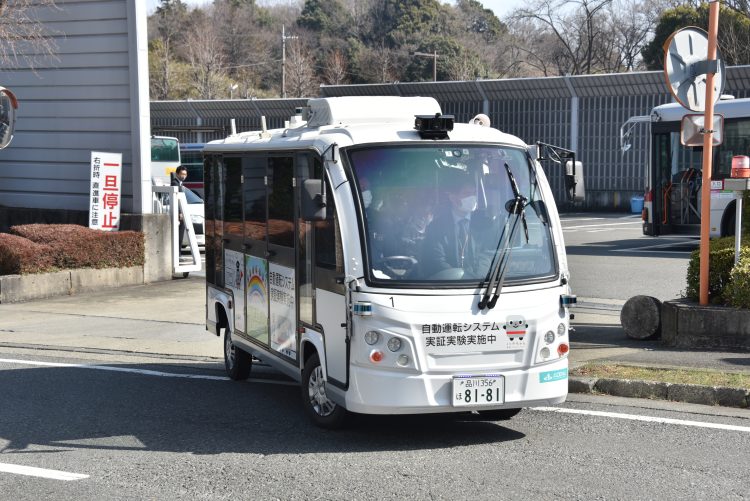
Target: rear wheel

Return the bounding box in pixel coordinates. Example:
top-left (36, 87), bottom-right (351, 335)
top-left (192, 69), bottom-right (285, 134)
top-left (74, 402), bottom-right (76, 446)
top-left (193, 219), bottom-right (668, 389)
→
top-left (301, 353), bottom-right (348, 429)
top-left (474, 408), bottom-right (522, 421)
top-left (224, 325), bottom-right (251, 380)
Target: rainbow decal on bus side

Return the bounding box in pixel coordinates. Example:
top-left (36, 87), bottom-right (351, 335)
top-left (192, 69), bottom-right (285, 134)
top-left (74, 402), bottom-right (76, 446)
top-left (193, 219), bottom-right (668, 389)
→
top-left (245, 255), bottom-right (269, 344)
top-left (247, 265), bottom-right (267, 304)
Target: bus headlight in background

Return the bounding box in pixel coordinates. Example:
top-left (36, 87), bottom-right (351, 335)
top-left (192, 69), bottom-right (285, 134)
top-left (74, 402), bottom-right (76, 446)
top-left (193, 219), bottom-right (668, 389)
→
top-left (557, 323), bottom-right (567, 336)
top-left (364, 330), bottom-right (380, 345)
top-left (387, 337), bottom-right (402, 352)
top-left (544, 331), bottom-right (555, 344)
top-left (397, 354), bottom-right (409, 366)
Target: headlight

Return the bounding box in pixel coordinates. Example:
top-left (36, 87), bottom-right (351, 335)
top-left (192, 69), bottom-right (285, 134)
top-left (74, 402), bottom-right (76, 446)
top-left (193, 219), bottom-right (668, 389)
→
top-left (557, 323), bottom-right (567, 336)
top-left (190, 214), bottom-right (204, 224)
top-left (544, 331), bottom-right (555, 344)
top-left (387, 337), bottom-right (402, 352)
top-left (364, 330), bottom-right (380, 345)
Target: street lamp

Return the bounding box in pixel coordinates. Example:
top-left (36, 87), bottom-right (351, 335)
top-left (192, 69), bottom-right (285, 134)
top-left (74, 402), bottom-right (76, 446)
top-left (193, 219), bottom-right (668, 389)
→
top-left (281, 25), bottom-right (298, 98)
top-left (229, 84), bottom-right (238, 99)
top-left (413, 51), bottom-right (439, 82)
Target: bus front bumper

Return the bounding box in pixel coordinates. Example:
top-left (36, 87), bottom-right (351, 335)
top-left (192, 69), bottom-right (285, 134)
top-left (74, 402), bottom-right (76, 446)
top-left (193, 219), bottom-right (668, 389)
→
top-left (342, 358), bottom-right (568, 415)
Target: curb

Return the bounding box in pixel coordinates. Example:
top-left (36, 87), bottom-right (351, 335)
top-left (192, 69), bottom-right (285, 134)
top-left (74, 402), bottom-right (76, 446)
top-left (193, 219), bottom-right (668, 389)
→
top-left (0, 266), bottom-right (144, 303)
top-left (569, 376), bottom-right (750, 409)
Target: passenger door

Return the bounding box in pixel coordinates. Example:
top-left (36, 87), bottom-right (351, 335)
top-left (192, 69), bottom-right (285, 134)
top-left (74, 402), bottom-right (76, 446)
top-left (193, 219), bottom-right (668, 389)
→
top-left (267, 155), bottom-right (298, 360)
top-left (222, 156), bottom-right (245, 334)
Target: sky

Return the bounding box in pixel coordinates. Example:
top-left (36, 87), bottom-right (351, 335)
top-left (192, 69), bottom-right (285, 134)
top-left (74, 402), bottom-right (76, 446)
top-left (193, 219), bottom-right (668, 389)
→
top-left (145, 0), bottom-right (526, 20)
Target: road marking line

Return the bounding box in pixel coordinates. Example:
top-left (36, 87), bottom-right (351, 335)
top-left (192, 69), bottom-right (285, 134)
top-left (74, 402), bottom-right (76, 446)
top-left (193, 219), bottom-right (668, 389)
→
top-left (561, 222), bottom-right (642, 230)
top-left (534, 407), bottom-right (750, 434)
top-left (0, 358), bottom-right (296, 386)
top-left (612, 241), bottom-right (698, 253)
top-left (0, 462), bottom-right (89, 481)
top-left (561, 217), bottom-right (605, 221)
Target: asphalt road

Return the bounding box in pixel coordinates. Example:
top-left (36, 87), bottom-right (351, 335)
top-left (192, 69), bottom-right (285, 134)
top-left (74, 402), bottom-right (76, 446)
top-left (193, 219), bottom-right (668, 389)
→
top-left (1, 211), bottom-right (743, 499)
top-left (561, 213), bottom-right (697, 301)
top-left (0, 350), bottom-right (749, 500)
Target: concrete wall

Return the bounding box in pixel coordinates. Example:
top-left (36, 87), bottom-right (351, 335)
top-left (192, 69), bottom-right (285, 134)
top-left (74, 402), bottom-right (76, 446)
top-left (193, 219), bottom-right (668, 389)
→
top-left (0, 0), bottom-right (151, 214)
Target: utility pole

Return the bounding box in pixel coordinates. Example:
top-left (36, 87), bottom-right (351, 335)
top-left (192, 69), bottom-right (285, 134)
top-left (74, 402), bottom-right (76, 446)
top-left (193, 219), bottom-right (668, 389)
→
top-left (413, 51), bottom-right (439, 82)
top-left (281, 25), bottom-right (298, 98)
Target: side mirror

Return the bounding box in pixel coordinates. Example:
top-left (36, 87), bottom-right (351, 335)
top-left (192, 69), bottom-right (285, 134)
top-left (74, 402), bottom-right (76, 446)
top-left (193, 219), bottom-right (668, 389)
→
top-left (527, 144), bottom-right (540, 162)
top-left (565, 160), bottom-right (585, 203)
top-left (301, 179), bottom-right (327, 221)
top-left (0, 87), bottom-right (18, 150)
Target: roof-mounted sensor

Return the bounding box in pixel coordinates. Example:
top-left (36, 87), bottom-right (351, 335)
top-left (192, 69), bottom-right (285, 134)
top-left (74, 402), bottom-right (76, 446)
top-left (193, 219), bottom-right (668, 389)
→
top-left (415, 113), bottom-right (454, 139)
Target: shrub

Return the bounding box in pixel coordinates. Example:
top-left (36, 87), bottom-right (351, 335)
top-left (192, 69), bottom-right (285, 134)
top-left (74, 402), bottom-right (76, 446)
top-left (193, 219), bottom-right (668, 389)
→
top-left (7, 224), bottom-right (145, 272)
top-left (726, 258), bottom-right (750, 309)
top-left (0, 233), bottom-right (56, 275)
top-left (685, 236), bottom-right (750, 304)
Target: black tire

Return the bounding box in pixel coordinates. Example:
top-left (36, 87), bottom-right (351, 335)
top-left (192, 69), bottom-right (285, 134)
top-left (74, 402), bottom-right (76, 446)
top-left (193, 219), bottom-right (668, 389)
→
top-left (301, 353), bottom-right (348, 429)
top-left (474, 408), bottom-right (522, 421)
top-left (224, 325), bottom-right (251, 380)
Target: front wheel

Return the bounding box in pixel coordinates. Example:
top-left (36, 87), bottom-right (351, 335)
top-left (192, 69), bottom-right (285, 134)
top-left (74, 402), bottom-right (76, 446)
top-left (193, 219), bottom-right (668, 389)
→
top-left (224, 325), bottom-right (251, 380)
top-left (301, 353), bottom-right (348, 429)
top-left (474, 408), bottom-right (522, 421)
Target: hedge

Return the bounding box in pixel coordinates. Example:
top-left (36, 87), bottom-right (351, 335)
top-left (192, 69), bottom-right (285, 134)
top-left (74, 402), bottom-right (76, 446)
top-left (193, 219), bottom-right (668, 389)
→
top-left (0, 224), bottom-right (144, 275)
top-left (685, 236), bottom-right (750, 306)
top-left (0, 233), bottom-right (56, 275)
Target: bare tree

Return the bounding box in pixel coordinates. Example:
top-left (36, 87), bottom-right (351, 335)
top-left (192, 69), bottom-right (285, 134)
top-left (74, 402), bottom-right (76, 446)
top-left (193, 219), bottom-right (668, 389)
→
top-left (0, 0), bottom-right (58, 69)
top-left (285, 40), bottom-right (318, 97)
top-left (507, 20), bottom-right (561, 77)
top-left (513, 0), bottom-right (613, 75)
top-left (323, 49), bottom-right (348, 85)
top-left (186, 24), bottom-right (228, 99)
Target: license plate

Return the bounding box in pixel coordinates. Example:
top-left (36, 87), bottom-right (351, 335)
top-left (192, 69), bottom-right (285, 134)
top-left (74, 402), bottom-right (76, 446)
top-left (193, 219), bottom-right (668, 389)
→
top-left (452, 375), bottom-right (505, 407)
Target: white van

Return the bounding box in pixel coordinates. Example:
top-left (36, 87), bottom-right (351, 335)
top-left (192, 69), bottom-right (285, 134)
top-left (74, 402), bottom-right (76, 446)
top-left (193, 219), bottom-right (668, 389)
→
top-left (203, 97), bottom-right (580, 428)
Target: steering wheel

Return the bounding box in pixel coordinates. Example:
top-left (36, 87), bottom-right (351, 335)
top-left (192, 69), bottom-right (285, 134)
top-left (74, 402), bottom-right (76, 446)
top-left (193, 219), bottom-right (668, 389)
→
top-left (382, 256), bottom-right (417, 277)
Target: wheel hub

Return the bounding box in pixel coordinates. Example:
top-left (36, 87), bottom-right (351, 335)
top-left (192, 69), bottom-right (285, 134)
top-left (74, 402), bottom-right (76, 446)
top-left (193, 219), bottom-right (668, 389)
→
top-left (308, 365), bottom-right (336, 417)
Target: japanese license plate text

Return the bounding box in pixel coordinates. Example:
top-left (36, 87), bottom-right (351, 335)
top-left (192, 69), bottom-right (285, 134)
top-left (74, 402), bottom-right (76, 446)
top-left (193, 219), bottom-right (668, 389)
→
top-left (452, 375), bottom-right (505, 407)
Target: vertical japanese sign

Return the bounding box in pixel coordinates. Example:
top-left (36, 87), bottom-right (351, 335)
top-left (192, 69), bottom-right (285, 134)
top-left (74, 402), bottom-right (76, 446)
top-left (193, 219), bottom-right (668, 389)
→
top-left (89, 151), bottom-right (122, 231)
top-left (269, 263), bottom-right (297, 358)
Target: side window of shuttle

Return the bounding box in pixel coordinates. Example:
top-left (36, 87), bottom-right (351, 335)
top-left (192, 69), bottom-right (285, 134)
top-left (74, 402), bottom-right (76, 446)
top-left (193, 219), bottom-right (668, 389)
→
top-left (204, 155), bottom-right (216, 285)
top-left (315, 176), bottom-right (345, 294)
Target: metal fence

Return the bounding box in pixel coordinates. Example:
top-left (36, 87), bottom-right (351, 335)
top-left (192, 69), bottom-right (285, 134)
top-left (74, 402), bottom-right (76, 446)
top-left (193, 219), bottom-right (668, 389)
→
top-left (151, 66), bottom-right (750, 209)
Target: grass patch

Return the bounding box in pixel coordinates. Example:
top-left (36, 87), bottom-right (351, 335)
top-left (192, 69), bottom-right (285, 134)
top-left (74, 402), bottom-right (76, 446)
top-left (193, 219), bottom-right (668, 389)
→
top-left (571, 364), bottom-right (750, 389)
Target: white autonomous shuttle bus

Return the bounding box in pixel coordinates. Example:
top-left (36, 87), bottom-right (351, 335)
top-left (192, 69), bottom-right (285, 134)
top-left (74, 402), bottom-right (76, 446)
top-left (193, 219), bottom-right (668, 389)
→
top-left (203, 97), bottom-right (580, 428)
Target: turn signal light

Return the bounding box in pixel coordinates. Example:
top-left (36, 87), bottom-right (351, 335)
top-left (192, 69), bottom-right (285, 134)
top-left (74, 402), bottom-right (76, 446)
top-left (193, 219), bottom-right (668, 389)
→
top-left (370, 350), bottom-right (384, 363)
top-left (557, 343), bottom-right (569, 356)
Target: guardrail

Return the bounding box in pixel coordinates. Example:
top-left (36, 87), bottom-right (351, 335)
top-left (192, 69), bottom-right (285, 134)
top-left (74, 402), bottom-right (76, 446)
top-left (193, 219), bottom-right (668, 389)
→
top-left (152, 185), bottom-right (202, 277)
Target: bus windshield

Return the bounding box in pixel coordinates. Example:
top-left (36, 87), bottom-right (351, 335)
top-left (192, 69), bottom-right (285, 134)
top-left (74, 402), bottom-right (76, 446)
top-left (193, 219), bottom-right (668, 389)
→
top-left (151, 137), bottom-right (180, 163)
top-left (347, 144), bottom-right (557, 286)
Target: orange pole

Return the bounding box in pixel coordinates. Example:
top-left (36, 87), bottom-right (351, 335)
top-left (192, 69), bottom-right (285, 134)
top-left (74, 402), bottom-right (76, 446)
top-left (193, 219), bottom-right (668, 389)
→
top-left (699, 0), bottom-right (721, 305)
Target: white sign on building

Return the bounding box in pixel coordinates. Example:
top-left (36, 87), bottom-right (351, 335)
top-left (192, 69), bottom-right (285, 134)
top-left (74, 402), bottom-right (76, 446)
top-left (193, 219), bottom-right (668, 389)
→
top-left (89, 151), bottom-right (123, 231)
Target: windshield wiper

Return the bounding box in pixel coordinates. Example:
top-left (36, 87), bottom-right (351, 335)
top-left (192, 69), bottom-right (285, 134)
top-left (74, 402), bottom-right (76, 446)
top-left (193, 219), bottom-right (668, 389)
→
top-left (478, 163), bottom-right (528, 310)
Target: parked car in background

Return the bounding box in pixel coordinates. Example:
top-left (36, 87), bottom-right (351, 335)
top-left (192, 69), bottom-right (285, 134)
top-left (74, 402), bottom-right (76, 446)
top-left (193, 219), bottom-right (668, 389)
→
top-left (182, 187), bottom-right (205, 250)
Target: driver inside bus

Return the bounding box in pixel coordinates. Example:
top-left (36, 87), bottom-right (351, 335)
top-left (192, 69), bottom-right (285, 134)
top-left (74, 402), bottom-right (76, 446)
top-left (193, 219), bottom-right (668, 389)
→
top-left (421, 172), bottom-right (492, 279)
